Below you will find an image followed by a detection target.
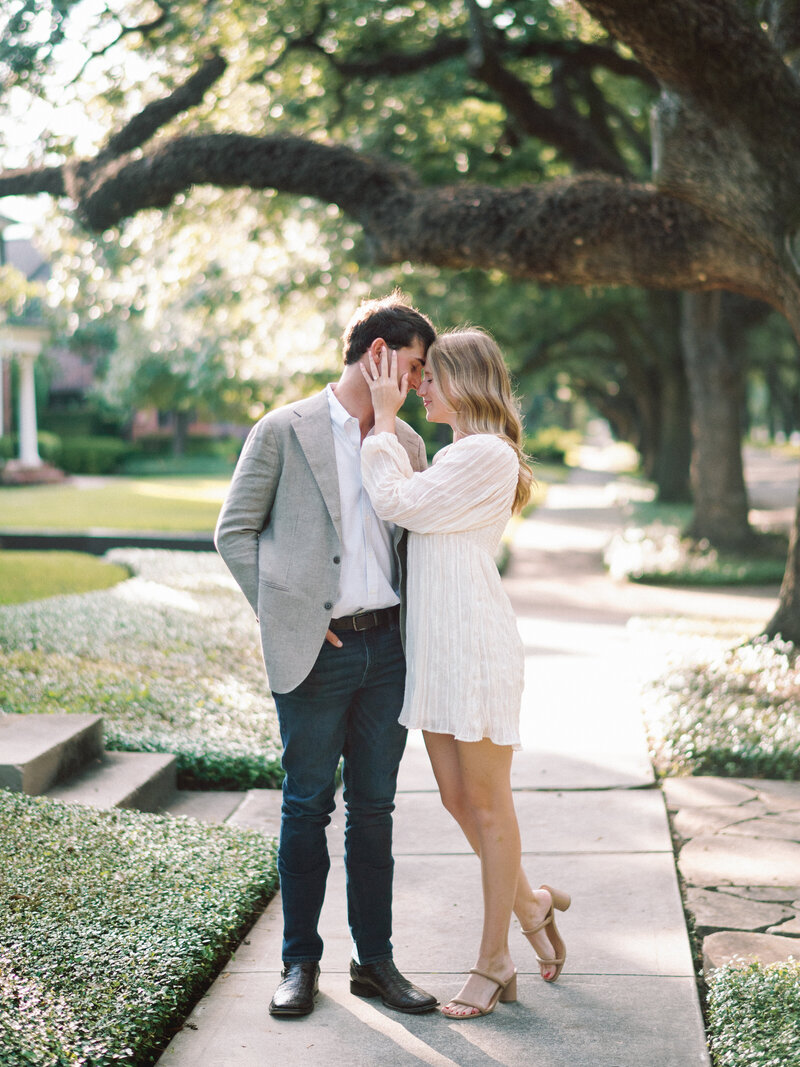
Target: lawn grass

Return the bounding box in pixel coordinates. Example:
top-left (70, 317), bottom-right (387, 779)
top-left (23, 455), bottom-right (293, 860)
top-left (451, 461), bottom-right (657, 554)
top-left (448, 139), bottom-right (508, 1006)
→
top-left (0, 551), bottom-right (130, 605)
top-left (0, 789), bottom-right (277, 1066)
top-left (0, 478), bottom-right (229, 532)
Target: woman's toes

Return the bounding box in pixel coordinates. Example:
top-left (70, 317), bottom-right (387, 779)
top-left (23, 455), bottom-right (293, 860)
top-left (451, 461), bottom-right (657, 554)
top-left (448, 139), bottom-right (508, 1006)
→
top-left (443, 1002), bottom-right (479, 1018)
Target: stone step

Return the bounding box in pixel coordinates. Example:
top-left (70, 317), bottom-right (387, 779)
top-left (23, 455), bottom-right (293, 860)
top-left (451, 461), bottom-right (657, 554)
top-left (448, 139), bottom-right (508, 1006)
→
top-left (0, 713), bottom-right (104, 795)
top-left (47, 751), bottom-right (177, 812)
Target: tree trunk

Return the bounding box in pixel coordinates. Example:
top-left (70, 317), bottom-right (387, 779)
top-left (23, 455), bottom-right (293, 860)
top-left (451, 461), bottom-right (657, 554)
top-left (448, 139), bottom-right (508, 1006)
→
top-left (645, 293), bottom-right (693, 503)
top-left (172, 411), bottom-right (190, 457)
top-left (766, 498), bottom-right (800, 640)
top-left (763, 290), bottom-right (800, 639)
top-left (681, 291), bottom-right (753, 546)
top-left (652, 367), bottom-right (692, 502)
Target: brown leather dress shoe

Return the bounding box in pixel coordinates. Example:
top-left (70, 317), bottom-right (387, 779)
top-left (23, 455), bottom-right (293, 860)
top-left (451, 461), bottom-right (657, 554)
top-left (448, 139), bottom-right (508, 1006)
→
top-left (269, 961), bottom-right (320, 1017)
top-left (349, 959), bottom-right (438, 1014)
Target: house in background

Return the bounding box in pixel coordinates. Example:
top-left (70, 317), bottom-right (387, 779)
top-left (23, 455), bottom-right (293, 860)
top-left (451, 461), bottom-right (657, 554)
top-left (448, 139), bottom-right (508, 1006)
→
top-left (4, 233), bottom-right (101, 412)
top-left (1, 228), bottom-right (242, 464)
top-left (0, 218), bottom-right (63, 483)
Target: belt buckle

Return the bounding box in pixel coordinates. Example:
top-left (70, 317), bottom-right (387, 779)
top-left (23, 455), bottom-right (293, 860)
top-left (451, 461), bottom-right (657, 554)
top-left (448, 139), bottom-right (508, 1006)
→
top-left (352, 612), bottom-right (372, 632)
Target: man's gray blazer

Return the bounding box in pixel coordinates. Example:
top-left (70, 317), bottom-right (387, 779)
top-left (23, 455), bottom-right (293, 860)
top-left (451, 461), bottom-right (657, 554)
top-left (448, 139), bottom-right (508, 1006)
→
top-left (215, 389), bottom-right (427, 694)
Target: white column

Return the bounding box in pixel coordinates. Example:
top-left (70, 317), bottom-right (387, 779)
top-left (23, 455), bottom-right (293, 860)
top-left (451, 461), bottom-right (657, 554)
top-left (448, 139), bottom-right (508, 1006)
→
top-left (18, 352), bottom-right (42, 466)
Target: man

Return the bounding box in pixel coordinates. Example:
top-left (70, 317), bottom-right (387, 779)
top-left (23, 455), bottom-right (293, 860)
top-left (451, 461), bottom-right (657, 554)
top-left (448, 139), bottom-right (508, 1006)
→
top-left (215, 293), bottom-right (438, 1018)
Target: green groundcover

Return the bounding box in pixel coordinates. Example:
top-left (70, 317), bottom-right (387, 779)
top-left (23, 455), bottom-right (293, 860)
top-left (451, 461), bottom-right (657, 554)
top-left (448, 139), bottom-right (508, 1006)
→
top-left (0, 790), bottom-right (278, 1067)
top-left (707, 958), bottom-right (800, 1067)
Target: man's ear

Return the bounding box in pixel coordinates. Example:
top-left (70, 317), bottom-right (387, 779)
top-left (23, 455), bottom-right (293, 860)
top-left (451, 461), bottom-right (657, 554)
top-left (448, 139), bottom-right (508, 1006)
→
top-left (366, 337), bottom-right (386, 364)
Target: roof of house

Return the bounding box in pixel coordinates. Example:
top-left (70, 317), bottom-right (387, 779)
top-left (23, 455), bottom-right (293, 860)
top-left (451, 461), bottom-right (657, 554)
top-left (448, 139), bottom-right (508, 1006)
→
top-left (5, 238), bottom-right (50, 283)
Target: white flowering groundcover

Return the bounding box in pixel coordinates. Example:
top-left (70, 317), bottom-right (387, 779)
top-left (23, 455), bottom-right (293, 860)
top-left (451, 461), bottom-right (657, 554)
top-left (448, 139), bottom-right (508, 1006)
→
top-left (706, 958), bottom-right (800, 1067)
top-left (0, 550), bottom-right (282, 789)
top-left (0, 789), bottom-right (278, 1066)
top-left (605, 523), bottom-right (786, 585)
top-left (638, 620), bottom-right (800, 780)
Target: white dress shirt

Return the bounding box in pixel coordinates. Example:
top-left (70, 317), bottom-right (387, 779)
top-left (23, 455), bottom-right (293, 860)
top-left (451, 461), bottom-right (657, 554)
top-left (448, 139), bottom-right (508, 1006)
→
top-left (326, 384), bottom-right (400, 617)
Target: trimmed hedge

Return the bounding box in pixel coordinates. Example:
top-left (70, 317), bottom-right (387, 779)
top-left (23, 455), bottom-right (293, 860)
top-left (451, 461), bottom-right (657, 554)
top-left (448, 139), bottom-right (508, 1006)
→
top-left (0, 432), bottom-right (62, 465)
top-left (0, 433), bottom-right (130, 474)
top-left (57, 436), bottom-right (130, 475)
top-left (707, 959), bottom-right (800, 1067)
top-left (0, 789), bottom-right (278, 1066)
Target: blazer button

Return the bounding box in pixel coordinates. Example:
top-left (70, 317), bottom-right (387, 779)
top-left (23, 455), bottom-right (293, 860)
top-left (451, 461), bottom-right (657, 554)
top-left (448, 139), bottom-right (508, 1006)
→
top-left (324, 601), bottom-right (333, 611)
top-left (333, 556), bottom-right (341, 564)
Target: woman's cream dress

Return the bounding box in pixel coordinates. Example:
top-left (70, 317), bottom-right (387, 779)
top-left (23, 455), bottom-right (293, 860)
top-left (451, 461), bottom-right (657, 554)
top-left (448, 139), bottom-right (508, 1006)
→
top-left (361, 431), bottom-right (524, 748)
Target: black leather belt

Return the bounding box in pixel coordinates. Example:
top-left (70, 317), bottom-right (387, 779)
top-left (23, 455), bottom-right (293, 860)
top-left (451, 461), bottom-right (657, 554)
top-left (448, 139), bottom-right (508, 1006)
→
top-left (329, 605), bottom-right (400, 632)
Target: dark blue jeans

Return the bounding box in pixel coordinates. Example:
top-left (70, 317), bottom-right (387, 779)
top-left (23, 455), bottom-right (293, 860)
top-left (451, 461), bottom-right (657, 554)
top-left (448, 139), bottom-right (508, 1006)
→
top-left (272, 621), bottom-right (407, 965)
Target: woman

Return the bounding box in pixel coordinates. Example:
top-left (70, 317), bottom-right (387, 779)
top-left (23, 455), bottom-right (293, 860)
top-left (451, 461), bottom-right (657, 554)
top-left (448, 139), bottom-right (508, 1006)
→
top-left (360, 328), bottom-right (570, 1020)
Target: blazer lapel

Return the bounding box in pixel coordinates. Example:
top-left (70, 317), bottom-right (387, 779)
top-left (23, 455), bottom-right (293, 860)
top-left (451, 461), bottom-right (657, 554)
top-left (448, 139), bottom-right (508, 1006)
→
top-left (291, 394), bottom-right (423, 543)
top-left (291, 391), bottom-right (343, 540)
top-left (396, 419), bottom-right (424, 471)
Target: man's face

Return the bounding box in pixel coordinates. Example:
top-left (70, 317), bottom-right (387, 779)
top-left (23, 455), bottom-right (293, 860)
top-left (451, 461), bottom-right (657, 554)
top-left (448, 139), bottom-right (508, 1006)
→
top-left (393, 338), bottom-right (427, 392)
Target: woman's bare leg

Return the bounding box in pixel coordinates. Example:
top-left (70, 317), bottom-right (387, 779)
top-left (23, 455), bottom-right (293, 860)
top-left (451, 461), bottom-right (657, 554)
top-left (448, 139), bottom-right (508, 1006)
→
top-left (424, 731), bottom-right (559, 981)
top-left (421, 734), bottom-right (518, 1014)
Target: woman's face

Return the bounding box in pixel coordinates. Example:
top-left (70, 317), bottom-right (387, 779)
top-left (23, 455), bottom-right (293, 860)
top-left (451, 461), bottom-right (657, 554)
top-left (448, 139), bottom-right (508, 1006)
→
top-left (417, 369), bottom-right (458, 429)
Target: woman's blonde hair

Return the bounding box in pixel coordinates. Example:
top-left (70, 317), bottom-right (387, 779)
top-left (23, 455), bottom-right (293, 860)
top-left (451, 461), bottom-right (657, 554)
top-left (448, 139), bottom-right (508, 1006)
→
top-left (427, 327), bottom-right (533, 512)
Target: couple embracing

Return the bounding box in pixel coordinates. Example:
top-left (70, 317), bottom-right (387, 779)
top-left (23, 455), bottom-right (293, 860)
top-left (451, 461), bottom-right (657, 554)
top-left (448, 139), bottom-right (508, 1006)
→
top-left (215, 293), bottom-right (570, 1021)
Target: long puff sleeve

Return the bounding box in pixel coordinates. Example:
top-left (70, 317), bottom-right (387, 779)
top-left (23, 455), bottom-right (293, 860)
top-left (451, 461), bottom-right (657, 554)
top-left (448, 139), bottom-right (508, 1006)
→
top-left (361, 432), bottom-right (517, 533)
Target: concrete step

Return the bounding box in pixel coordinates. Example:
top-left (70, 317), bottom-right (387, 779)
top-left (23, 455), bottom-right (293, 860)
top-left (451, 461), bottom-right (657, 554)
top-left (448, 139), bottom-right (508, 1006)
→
top-left (0, 713), bottom-right (104, 795)
top-left (47, 751), bottom-right (177, 812)
top-left (160, 789), bottom-right (247, 823)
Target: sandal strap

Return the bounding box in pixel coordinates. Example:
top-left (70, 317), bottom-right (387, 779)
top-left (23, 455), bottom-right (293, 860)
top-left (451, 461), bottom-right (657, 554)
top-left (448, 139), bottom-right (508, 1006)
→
top-left (447, 996), bottom-right (483, 1010)
top-left (468, 967), bottom-right (507, 988)
top-left (444, 968), bottom-right (514, 1014)
top-left (521, 906), bottom-right (554, 937)
top-left (536, 955), bottom-right (565, 966)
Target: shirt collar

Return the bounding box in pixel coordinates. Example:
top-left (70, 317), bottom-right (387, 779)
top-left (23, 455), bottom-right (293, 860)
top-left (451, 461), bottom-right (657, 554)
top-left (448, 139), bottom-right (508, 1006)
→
top-left (326, 382), bottom-right (358, 431)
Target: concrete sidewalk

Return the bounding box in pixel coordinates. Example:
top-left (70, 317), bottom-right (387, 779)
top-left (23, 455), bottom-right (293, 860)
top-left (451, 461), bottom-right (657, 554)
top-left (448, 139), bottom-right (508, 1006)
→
top-left (158, 462), bottom-right (780, 1067)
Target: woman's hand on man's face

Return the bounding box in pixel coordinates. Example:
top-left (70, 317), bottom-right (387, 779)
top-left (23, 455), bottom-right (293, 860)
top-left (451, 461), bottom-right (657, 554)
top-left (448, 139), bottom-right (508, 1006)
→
top-left (360, 345), bottom-right (409, 419)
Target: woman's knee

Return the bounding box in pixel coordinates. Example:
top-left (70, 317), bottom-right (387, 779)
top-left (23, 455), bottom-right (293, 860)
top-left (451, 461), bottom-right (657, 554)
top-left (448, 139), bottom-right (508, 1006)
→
top-left (462, 783), bottom-right (514, 829)
top-left (438, 782), bottom-right (470, 824)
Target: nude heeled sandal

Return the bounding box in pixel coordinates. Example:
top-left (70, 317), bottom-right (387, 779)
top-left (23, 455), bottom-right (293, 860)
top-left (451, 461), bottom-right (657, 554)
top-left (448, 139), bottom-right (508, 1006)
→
top-left (521, 884), bottom-right (571, 983)
top-left (441, 968), bottom-right (518, 1019)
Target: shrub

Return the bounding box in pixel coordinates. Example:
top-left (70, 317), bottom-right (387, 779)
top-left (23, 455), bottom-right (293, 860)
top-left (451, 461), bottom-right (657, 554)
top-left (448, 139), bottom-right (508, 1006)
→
top-left (58, 435), bottom-right (130, 475)
top-left (707, 958), bottom-right (800, 1067)
top-left (36, 431), bottom-right (62, 464)
top-left (131, 434), bottom-right (241, 457)
top-left (184, 435), bottom-right (243, 460)
top-left (131, 434), bottom-right (173, 457)
top-left (525, 426), bottom-right (580, 465)
top-left (0, 432), bottom-right (62, 465)
top-left (119, 453), bottom-right (237, 477)
top-left (606, 514), bottom-right (787, 586)
top-left (644, 634), bottom-right (800, 779)
top-left (0, 789), bottom-right (277, 1066)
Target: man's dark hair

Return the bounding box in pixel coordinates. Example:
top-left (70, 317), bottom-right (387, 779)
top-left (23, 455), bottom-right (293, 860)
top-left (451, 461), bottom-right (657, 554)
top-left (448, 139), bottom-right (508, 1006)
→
top-left (342, 292), bottom-right (436, 364)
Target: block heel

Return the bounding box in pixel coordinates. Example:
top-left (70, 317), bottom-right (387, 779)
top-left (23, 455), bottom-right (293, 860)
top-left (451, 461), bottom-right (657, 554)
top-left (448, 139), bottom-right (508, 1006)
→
top-left (522, 884), bottom-right (571, 983)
